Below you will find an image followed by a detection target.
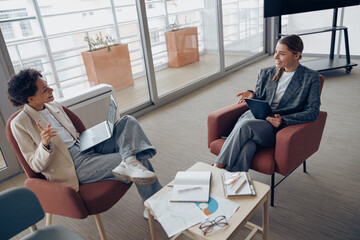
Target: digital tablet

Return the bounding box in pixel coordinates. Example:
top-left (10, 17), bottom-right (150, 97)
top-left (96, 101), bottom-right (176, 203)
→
top-left (245, 99), bottom-right (274, 119)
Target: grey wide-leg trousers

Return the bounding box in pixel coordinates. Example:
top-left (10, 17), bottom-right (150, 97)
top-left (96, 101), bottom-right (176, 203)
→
top-left (216, 110), bottom-right (276, 172)
top-left (69, 115), bottom-right (162, 201)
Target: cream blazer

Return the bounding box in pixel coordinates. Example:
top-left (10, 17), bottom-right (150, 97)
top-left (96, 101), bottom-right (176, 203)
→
top-left (11, 101), bottom-right (80, 191)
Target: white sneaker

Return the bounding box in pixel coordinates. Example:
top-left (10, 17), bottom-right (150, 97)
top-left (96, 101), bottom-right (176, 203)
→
top-left (112, 161), bottom-right (157, 185)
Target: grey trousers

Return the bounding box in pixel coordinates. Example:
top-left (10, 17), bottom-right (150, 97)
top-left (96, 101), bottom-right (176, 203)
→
top-left (216, 110), bottom-right (276, 172)
top-left (69, 115), bottom-right (162, 201)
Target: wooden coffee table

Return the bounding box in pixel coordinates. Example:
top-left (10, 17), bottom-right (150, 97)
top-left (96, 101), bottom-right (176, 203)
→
top-left (144, 162), bottom-right (270, 240)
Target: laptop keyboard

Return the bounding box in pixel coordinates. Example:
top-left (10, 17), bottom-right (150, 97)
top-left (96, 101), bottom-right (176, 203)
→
top-left (91, 125), bottom-right (108, 140)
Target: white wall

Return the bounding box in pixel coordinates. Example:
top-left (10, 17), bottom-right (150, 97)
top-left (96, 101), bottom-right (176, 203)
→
top-left (341, 5), bottom-right (360, 56)
top-left (285, 5), bottom-right (360, 57)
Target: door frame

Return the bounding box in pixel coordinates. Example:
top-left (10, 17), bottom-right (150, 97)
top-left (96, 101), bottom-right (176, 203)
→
top-left (0, 29), bottom-right (22, 182)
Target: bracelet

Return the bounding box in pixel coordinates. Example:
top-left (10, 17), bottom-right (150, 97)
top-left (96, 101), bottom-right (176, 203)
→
top-left (247, 90), bottom-right (254, 94)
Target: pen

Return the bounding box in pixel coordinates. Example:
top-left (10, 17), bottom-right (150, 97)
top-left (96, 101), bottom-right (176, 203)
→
top-left (235, 178), bottom-right (246, 193)
top-left (177, 186), bottom-right (202, 192)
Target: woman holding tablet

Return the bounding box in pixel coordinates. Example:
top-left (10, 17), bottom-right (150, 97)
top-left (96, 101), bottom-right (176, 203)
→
top-left (214, 34), bottom-right (321, 172)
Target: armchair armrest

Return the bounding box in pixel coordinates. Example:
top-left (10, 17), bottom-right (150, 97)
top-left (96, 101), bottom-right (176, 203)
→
top-left (24, 178), bottom-right (88, 219)
top-left (208, 103), bottom-right (249, 147)
top-left (274, 111), bottom-right (327, 175)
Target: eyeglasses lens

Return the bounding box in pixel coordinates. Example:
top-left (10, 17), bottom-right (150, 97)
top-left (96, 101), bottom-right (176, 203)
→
top-left (200, 221), bottom-right (213, 235)
top-left (199, 215), bottom-right (228, 235)
top-left (214, 215), bottom-right (228, 227)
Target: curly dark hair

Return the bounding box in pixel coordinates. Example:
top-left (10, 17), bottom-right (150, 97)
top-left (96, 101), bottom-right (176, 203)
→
top-left (7, 68), bottom-right (43, 107)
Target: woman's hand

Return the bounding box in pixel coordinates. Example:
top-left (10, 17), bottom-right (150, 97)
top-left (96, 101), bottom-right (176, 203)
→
top-left (236, 90), bottom-right (254, 104)
top-left (36, 122), bottom-right (57, 148)
top-left (266, 114), bottom-right (282, 128)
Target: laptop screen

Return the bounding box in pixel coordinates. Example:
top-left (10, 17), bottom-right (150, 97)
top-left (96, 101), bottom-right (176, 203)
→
top-left (107, 95), bottom-right (117, 127)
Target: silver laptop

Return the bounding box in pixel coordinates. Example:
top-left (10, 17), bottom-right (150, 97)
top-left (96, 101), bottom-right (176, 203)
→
top-left (79, 95), bottom-right (117, 152)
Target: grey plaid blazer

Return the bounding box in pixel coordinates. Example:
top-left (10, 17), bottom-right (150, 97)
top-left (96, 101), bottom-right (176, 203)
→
top-left (253, 64), bottom-right (321, 127)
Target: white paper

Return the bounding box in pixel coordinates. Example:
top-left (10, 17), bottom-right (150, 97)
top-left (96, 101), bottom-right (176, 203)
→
top-left (195, 194), bottom-right (240, 231)
top-left (146, 191), bottom-right (207, 237)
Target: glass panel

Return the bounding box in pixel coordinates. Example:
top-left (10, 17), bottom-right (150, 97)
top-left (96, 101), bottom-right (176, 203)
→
top-left (112, 2), bottom-right (151, 111)
top-left (145, 0), bottom-right (220, 97)
top-left (222, 0), bottom-right (264, 67)
top-left (0, 0), bottom-right (41, 41)
top-left (0, 19), bottom-right (41, 41)
top-left (113, 0), bottom-right (134, 7)
top-left (283, 9), bottom-right (340, 55)
top-left (115, 4), bottom-right (138, 22)
top-left (42, 9), bottom-right (114, 36)
top-left (48, 27), bottom-right (116, 98)
top-left (60, 75), bottom-right (89, 96)
top-left (8, 40), bottom-right (53, 83)
top-left (16, 40), bottom-right (49, 62)
top-left (342, 5), bottom-right (360, 56)
top-left (37, 0), bottom-right (150, 112)
top-left (37, 0), bottom-right (111, 15)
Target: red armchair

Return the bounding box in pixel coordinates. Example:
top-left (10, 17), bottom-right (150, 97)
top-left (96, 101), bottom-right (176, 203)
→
top-left (208, 76), bottom-right (327, 206)
top-left (6, 106), bottom-right (132, 240)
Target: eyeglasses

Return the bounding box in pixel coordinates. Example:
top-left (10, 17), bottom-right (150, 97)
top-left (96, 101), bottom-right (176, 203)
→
top-left (199, 215), bottom-right (228, 235)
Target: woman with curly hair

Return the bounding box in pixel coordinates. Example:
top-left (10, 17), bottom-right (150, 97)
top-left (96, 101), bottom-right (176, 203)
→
top-left (7, 69), bottom-right (162, 215)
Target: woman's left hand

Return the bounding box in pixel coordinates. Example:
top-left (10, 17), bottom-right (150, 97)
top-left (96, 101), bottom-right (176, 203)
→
top-left (266, 114), bottom-right (282, 128)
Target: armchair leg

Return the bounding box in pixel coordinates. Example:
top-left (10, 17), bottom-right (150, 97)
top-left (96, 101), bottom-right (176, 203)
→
top-left (94, 214), bottom-right (107, 240)
top-left (270, 161), bottom-right (308, 207)
top-left (271, 173), bottom-right (275, 207)
top-left (46, 213), bottom-right (52, 226)
top-left (29, 224), bottom-right (37, 232)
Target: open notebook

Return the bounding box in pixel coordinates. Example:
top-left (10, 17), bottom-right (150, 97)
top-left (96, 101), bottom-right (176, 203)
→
top-left (170, 171), bottom-right (212, 202)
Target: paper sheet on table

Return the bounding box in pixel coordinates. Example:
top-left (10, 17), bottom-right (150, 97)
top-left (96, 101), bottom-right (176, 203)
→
top-left (146, 191), bottom-right (207, 237)
top-left (195, 194), bottom-right (240, 231)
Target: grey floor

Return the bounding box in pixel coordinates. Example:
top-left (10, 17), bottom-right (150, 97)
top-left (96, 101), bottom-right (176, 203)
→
top-left (5, 56), bottom-right (360, 240)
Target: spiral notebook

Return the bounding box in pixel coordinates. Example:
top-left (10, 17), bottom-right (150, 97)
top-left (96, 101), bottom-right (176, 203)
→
top-left (222, 172), bottom-right (256, 197)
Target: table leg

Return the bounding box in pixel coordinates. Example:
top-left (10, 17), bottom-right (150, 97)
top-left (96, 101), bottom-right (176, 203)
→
top-left (262, 192), bottom-right (269, 240)
top-left (147, 207), bottom-right (157, 240)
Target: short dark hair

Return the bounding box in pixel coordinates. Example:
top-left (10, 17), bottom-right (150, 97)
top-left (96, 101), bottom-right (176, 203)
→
top-left (278, 34), bottom-right (304, 59)
top-left (7, 68), bottom-right (43, 107)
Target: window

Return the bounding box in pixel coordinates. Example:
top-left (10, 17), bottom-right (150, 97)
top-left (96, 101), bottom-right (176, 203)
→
top-left (1, 0), bottom-right (265, 114)
top-left (222, 0), bottom-right (264, 68)
top-left (0, 23), bottom-right (15, 40)
top-left (20, 20), bottom-right (33, 37)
